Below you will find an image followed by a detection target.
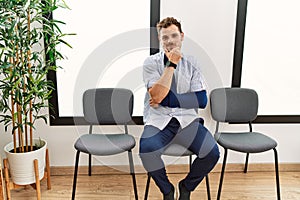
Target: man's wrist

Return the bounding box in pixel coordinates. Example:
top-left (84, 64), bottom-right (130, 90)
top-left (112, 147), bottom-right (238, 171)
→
top-left (165, 60), bottom-right (177, 69)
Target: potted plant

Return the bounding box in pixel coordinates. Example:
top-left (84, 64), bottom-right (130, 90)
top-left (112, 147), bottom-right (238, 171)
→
top-left (0, 0), bottom-right (71, 185)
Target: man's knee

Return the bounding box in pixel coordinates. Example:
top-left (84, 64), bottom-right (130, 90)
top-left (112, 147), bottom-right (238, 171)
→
top-left (139, 141), bottom-right (151, 154)
top-left (209, 144), bottom-right (220, 164)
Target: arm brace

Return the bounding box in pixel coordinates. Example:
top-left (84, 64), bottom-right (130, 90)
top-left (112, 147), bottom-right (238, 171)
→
top-left (160, 90), bottom-right (207, 109)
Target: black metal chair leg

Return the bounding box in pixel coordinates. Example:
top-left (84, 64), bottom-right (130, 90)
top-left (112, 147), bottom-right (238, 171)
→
top-left (189, 155), bottom-right (192, 170)
top-left (72, 151), bottom-right (80, 200)
top-left (244, 153), bottom-right (250, 173)
top-left (217, 148), bottom-right (228, 200)
top-left (128, 150), bottom-right (139, 200)
top-left (273, 148), bottom-right (281, 200)
top-left (88, 154), bottom-right (92, 176)
top-left (88, 125), bottom-right (93, 176)
top-left (144, 173), bottom-right (151, 200)
top-left (205, 175), bottom-right (211, 200)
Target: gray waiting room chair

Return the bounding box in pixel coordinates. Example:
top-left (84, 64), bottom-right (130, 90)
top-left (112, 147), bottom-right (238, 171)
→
top-left (144, 135), bottom-right (211, 200)
top-left (71, 88), bottom-right (138, 200)
top-left (210, 87), bottom-right (280, 200)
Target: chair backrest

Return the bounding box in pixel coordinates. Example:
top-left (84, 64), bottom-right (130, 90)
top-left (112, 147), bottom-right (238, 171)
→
top-left (83, 88), bottom-right (133, 125)
top-left (210, 87), bottom-right (258, 123)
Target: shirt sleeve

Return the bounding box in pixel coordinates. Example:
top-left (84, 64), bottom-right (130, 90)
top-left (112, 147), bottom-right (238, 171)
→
top-left (143, 56), bottom-right (161, 89)
top-left (190, 58), bottom-right (207, 92)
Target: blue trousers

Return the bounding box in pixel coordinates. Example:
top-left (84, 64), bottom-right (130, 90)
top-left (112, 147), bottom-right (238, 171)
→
top-left (139, 118), bottom-right (219, 194)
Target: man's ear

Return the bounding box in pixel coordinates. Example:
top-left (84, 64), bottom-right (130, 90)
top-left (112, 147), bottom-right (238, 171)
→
top-left (181, 32), bottom-right (184, 41)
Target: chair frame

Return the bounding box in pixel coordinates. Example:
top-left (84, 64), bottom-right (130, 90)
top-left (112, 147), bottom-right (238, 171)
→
top-left (214, 122), bottom-right (281, 200)
top-left (143, 147), bottom-right (211, 200)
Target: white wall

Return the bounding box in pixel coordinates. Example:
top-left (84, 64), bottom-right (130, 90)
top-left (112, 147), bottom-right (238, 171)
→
top-left (1, 0), bottom-right (300, 169)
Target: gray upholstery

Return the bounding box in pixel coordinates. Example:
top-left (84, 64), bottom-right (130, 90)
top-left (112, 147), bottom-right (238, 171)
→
top-left (76, 88), bottom-right (136, 155)
top-left (210, 87), bottom-right (277, 152)
top-left (163, 143), bottom-right (193, 156)
top-left (83, 88), bottom-right (133, 125)
top-left (214, 132), bottom-right (277, 153)
top-left (210, 87), bottom-right (258, 122)
top-left (75, 134), bottom-right (136, 155)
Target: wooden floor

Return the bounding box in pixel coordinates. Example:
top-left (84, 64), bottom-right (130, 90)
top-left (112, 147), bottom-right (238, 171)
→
top-left (7, 170), bottom-right (300, 200)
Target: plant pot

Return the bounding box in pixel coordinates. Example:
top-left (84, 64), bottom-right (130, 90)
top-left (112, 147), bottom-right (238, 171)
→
top-left (4, 139), bottom-right (47, 185)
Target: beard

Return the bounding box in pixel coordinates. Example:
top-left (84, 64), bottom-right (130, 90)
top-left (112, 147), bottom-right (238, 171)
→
top-left (164, 42), bottom-right (181, 52)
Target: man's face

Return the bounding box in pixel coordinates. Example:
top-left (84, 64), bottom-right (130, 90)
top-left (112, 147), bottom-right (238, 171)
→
top-left (159, 24), bottom-right (184, 52)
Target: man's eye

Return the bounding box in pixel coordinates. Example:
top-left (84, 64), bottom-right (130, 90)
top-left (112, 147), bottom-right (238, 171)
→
top-left (171, 34), bottom-right (179, 38)
top-left (162, 36), bottom-right (169, 41)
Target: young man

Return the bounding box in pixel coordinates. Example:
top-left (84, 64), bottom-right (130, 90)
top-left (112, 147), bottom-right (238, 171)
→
top-left (139, 17), bottom-right (219, 200)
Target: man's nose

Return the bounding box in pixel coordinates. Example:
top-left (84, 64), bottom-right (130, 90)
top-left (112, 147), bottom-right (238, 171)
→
top-left (166, 38), bottom-right (174, 43)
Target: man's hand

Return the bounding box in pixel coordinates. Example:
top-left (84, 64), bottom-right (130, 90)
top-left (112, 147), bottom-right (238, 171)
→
top-left (147, 46), bottom-right (180, 104)
top-left (165, 47), bottom-right (182, 64)
top-left (149, 98), bottom-right (159, 108)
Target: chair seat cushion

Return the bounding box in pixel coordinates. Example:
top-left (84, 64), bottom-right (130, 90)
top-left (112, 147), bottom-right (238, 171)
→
top-left (163, 143), bottom-right (193, 156)
top-left (214, 132), bottom-right (277, 153)
top-left (74, 134), bottom-right (136, 155)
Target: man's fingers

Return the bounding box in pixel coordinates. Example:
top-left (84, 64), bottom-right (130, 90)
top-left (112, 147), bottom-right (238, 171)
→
top-left (164, 47), bottom-right (170, 53)
top-left (164, 47), bottom-right (182, 64)
top-left (168, 51), bottom-right (182, 64)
